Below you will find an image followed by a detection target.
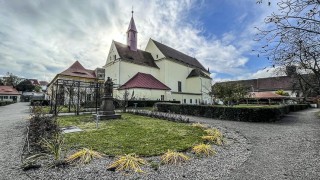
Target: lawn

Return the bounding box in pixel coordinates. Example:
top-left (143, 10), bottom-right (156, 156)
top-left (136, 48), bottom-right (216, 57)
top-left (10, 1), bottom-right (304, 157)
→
top-left (215, 104), bottom-right (282, 108)
top-left (58, 114), bottom-right (205, 156)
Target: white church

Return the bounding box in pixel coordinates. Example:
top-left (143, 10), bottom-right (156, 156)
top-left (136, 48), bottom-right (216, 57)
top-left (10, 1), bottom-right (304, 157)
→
top-left (104, 14), bottom-right (212, 104)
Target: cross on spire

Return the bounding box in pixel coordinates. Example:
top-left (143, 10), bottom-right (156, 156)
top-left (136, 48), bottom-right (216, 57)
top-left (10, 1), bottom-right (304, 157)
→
top-left (131, 6), bottom-right (134, 17)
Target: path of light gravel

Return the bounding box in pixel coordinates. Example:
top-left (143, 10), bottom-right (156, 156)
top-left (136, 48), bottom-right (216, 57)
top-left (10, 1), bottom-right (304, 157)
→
top-left (2, 103), bottom-right (319, 180)
top-left (0, 102), bottom-right (30, 180)
top-left (188, 108), bottom-right (320, 180)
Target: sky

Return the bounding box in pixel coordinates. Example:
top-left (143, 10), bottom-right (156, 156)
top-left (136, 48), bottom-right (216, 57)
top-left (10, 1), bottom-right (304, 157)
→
top-left (0, 0), bottom-right (282, 83)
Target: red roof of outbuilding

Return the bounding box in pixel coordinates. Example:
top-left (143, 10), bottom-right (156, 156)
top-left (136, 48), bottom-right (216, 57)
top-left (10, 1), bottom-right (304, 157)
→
top-left (119, 72), bottom-right (170, 90)
top-left (0, 86), bottom-right (21, 95)
top-left (59, 61), bottom-right (96, 79)
top-left (248, 92), bottom-right (286, 99)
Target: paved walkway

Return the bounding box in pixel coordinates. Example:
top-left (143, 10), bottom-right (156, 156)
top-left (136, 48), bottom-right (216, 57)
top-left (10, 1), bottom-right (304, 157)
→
top-left (0, 102), bottom-right (30, 180)
top-left (188, 108), bottom-right (320, 180)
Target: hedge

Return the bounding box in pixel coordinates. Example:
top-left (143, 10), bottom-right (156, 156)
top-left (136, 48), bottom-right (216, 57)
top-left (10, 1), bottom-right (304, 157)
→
top-left (155, 103), bottom-right (309, 122)
top-left (288, 104), bottom-right (309, 112)
top-left (0, 101), bottom-right (15, 106)
top-left (126, 100), bottom-right (180, 107)
top-left (30, 100), bottom-right (50, 106)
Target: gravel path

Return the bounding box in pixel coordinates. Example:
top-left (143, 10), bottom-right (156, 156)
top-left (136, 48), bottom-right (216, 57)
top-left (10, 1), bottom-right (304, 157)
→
top-left (4, 103), bottom-right (319, 179)
top-left (188, 108), bottom-right (320, 180)
top-left (0, 102), bottom-right (30, 180)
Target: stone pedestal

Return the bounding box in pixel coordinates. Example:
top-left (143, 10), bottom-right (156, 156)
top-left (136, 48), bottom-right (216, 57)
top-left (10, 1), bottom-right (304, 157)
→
top-left (94, 95), bottom-right (121, 120)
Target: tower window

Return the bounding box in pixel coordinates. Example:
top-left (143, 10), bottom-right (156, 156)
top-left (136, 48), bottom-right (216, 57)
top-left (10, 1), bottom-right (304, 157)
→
top-left (178, 81), bottom-right (181, 92)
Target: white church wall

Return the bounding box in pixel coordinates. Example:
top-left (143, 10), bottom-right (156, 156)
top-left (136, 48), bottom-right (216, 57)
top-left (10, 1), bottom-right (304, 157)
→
top-left (171, 93), bottom-right (203, 104)
top-left (145, 39), bottom-right (165, 60)
top-left (117, 88), bottom-right (170, 101)
top-left (106, 42), bottom-right (121, 65)
top-left (105, 61), bottom-right (159, 88)
top-left (186, 77), bottom-right (201, 94)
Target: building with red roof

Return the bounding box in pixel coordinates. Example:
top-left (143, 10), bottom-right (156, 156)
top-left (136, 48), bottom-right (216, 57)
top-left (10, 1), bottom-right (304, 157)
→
top-left (0, 86), bottom-right (21, 102)
top-left (47, 61), bottom-right (105, 105)
top-left (104, 13), bottom-right (212, 104)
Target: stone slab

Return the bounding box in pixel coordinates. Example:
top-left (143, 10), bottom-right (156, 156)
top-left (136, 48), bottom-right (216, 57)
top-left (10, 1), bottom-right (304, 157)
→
top-left (93, 114), bottom-right (121, 120)
top-left (61, 126), bottom-right (83, 134)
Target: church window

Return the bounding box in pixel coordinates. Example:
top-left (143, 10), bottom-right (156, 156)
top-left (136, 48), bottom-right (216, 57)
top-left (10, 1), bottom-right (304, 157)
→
top-left (190, 99), bottom-right (192, 104)
top-left (183, 99), bottom-right (186, 104)
top-left (114, 55), bottom-right (116, 60)
top-left (195, 99), bottom-right (197, 104)
top-left (161, 95), bottom-right (164, 101)
top-left (156, 54), bottom-right (158, 59)
top-left (178, 81), bottom-right (181, 92)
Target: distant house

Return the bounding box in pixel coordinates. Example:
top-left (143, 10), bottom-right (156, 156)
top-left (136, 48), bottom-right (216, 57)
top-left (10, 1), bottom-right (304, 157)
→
top-left (216, 76), bottom-right (300, 98)
top-left (28, 79), bottom-right (40, 86)
top-left (47, 61), bottom-right (105, 105)
top-left (39, 81), bottom-right (49, 92)
top-left (0, 86), bottom-right (21, 102)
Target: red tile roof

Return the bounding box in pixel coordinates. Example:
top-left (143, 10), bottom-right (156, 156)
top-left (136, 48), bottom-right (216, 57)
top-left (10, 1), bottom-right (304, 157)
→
top-left (59, 61), bottom-right (96, 79)
top-left (28, 79), bottom-right (40, 85)
top-left (0, 86), bottom-right (21, 95)
top-left (39, 81), bottom-right (49, 86)
top-left (248, 92), bottom-right (286, 99)
top-left (216, 76), bottom-right (294, 91)
top-left (119, 72), bottom-right (171, 90)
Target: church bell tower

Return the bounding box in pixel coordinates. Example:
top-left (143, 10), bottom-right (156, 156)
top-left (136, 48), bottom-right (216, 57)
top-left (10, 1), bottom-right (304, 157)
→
top-left (127, 11), bottom-right (138, 51)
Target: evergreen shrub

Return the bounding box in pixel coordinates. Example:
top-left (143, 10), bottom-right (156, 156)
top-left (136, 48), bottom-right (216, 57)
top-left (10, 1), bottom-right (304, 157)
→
top-left (155, 103), bottom-right (308, 122)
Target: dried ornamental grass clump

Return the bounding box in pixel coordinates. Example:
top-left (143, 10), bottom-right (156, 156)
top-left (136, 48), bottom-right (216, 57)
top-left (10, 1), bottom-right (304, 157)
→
top-left (192, 143), bottom-right (216, 156)
top-left (191, 122), bottom-right (207, 129)
top-left (161, 150), bottom-right (190, 165)
top-left (107, 153), bottom-right (147, 173)
top-left (41, 134), bottom-right (64, 160)
top-left (202, 128), bottom-right (224, 145)
top-left (66, 148), bottom-right (104, 164)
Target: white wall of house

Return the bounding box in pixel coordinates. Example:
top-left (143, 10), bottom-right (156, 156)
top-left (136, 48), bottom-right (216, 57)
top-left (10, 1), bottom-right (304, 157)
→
top-left (0, 95), bottom-right (20, 102)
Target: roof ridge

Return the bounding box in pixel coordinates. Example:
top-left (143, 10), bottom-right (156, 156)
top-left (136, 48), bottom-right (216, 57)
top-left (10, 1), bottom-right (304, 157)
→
top-left (151, 39), bottom-right (206, 71)
top-left (119, 72), bottom-right (170, 90)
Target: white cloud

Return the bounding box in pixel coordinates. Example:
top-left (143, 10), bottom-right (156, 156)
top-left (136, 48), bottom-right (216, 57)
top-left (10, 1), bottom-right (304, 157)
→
top-left (250, 66), bottom-right (285, 79)
top-left (0, 0), bottom-right (280, 82)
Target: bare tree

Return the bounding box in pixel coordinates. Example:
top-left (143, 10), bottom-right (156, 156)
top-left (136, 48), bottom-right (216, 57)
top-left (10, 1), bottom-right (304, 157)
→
top-left (211, 83), bottom-right (248, 106)
top-left (2, 72), bottom-right (22, 87)
top-left (115, 89), bottom-right (135, 112)
top-left (256, 0), bottom-right (320, 96)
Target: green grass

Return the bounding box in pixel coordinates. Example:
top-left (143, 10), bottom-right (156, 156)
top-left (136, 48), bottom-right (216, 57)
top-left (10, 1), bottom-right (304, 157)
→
top-left (42, 106), bottom-right (85, 113)
top-left (215, 104), bottom-right (282, 108)
top-left (58, 113), bottom-right (205, 156)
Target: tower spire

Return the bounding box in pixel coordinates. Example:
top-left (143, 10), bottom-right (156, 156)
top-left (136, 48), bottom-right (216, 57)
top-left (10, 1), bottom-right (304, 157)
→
top-left (127, 9), bottom-right (138, 51)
